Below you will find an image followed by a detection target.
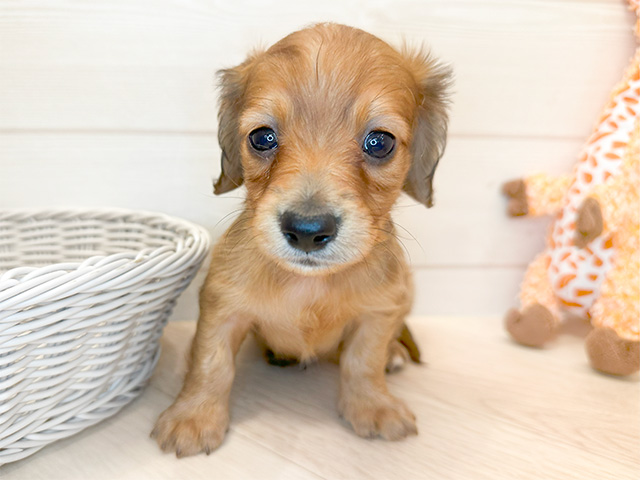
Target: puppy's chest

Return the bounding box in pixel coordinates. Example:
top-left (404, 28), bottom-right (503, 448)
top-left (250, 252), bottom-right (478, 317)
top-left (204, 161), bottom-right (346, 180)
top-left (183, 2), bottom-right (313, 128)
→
top-left (252, 277), bottom-right (356, 356)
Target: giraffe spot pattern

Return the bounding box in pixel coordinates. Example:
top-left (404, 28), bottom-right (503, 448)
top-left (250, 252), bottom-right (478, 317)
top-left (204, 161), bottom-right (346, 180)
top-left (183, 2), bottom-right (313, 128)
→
top-left (545, 62), bottom-right (639, 318)
top-left (559, 298), bottom-right (585, 309)
top-left (576, 289), bottom-right (594, 297)
top-left (557, 274), bottom-right (576, 289)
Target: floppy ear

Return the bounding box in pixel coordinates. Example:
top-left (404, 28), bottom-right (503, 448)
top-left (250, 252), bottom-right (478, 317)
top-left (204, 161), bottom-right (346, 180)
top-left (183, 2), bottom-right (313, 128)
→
top-left (213, 59), bottom-right (255, 195)
top-left (403, 51), bottom-right (452, 208)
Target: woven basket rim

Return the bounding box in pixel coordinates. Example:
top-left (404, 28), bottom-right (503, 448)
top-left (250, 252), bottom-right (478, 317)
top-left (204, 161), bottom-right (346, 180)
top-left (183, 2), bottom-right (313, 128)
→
top-left (0, 207), bottom-right (211, 465)
top-left (0, 207), bottom-right (210, 284)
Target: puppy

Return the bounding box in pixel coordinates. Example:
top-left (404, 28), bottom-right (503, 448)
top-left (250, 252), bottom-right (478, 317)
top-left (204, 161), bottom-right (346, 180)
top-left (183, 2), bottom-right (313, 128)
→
top-left (152, 23), bottom-right (450, 457)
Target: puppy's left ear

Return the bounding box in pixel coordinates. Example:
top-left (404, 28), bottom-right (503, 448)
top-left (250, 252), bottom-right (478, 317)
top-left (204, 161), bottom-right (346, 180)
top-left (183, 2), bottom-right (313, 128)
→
top-left (403, 51), bottom-right (452, 208)
top-left (213, 56), bottom-right (257, 195)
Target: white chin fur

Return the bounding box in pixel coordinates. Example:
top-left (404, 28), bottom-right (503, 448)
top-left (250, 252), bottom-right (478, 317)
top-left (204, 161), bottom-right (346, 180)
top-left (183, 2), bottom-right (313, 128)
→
top-left (276, 253), bottom-right (338, 275)
top-left (255, 211), bottom-right (373, 274)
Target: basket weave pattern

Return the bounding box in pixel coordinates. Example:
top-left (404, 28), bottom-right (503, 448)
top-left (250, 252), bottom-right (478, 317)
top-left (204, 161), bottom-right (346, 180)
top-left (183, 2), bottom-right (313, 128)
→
top-left (0, 209), bottom-right (210, 465)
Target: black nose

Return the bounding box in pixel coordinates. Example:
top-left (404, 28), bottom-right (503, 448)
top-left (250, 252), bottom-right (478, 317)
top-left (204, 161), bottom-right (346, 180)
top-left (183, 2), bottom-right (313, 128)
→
top-left (280, 212), bottom-right (338, 253)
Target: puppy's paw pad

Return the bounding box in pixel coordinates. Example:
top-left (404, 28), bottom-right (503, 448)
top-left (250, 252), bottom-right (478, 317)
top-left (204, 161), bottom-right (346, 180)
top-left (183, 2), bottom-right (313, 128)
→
top-left (151, 403), bottom-right (228, 457)
top-left (340, 395), bottom-right (417, 441)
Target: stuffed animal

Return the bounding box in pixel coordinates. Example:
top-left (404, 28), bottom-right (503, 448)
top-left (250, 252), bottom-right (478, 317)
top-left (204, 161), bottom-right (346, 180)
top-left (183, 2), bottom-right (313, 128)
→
top-left (502, 0), bottom-right (640, 376)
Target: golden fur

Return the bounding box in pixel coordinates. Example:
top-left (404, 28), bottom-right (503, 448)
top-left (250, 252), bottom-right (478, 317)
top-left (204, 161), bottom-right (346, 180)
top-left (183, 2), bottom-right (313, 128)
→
top-left (151, 23), bottom-right (450, 457)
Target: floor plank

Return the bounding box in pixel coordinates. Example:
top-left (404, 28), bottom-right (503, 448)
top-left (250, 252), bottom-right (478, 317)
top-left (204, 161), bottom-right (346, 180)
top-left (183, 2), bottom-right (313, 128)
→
top-left (0, 380), bottom-right (323, 480)
top-left (5, 317), bottom-right (635, 479)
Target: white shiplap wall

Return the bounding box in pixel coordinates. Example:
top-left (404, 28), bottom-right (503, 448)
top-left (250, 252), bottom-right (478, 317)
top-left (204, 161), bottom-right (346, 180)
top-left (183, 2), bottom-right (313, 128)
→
top-left (0, 0), bottom-right (636, 317)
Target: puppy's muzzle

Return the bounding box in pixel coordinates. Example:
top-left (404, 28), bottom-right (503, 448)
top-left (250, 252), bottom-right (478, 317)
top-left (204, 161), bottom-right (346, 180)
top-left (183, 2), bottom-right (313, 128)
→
top-left (280, 211), bottom-right (339, 253)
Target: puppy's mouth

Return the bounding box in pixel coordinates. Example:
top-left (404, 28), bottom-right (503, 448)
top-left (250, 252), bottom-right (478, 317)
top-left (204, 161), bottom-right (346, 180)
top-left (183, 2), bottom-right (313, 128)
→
top-left (277, 241), bottom-right (339, 273)
top-left (282, 256), bottom-right (331, 275)
top-left (290, 257), bottom-right (321, 267)
top-left (275, 250), bottom-right (345, 276)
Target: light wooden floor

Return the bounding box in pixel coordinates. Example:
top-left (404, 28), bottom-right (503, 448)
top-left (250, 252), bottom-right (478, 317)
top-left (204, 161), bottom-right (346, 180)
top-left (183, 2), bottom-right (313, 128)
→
top-left (2, 317), bottom-right (638, 480)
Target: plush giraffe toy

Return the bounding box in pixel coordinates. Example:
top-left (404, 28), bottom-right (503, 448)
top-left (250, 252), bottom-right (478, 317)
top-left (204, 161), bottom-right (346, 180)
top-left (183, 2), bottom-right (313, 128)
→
top-left (502, 0), bottom-right (640, 376)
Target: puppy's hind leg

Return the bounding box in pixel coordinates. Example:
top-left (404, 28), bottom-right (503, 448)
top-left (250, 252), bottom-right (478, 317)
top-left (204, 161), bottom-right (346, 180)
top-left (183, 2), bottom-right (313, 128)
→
top-left (386, 324), bottom-right (422, 373)
top-left (254, 332), bottom-right (300, 367)
top-left (264, 348), bottom-right (300, 367)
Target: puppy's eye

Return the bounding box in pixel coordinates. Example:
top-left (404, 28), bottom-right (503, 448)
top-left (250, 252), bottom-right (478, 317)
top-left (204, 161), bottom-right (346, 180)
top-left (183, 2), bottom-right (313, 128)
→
top-left (249, 127), bottom-right (278, 152)
top-left (363, 131), bottom-right (395, 161)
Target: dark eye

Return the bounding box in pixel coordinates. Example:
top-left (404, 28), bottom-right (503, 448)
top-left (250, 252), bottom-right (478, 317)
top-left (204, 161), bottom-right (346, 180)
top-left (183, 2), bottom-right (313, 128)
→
top-left (249, 127), bottom-right (278, 152)
top-left (363, 131), bottom-right (395, 161)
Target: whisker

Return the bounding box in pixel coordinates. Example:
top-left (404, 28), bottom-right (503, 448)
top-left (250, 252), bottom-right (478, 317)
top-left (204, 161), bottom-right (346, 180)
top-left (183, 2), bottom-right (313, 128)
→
top-left (391, 220), bottom-right (426, 261)
top-left (353, 245), bottom-right (373, 279)
top-left (392, 203), bottom-right (421, 209)
top-left (373, 225), bottom-right (413, 242)
top-left (372, 227), bottom-right (412, 263)
top-left (212, 209), bottom-right (247, 232)
top-left (381, 243), bottom-right (404, 272)
top-left (201, 193), bottom-right (247, 201)
top-left (220, 220), bottom-right (252, 239)
top-left (228, 233), bottom-right (260, 254)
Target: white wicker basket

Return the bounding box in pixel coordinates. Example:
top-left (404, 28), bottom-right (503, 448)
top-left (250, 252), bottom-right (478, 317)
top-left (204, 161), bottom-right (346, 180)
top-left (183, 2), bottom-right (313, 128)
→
top-left (0, 209), bottom-right (210, 465)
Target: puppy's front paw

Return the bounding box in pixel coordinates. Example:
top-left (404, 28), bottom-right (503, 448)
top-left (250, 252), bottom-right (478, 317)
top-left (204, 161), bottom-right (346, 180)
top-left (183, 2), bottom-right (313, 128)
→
top-left (339, 393), bottom-right (417, 441)
top-left (151, 400), bottom-right (229, 457)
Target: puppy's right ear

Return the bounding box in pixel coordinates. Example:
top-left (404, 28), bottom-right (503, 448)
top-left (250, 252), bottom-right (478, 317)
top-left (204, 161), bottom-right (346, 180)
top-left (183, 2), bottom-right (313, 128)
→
top-left (214, 59), bottom-right (255, 195)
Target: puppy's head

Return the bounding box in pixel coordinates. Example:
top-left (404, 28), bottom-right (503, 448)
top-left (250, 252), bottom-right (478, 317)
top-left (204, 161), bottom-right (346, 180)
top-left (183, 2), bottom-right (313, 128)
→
top-left (215, 24), bottom-right (450, 275)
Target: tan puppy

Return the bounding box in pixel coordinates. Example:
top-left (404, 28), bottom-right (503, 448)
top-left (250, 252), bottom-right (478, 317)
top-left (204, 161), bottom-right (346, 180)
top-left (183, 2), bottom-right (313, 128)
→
top-left (152, 23), bottom-right (450, 457)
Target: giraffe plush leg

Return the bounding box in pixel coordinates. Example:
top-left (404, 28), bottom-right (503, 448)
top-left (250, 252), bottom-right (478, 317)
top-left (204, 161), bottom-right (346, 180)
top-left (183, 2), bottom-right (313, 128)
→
top-left (586, 258), bottom-right (640, 376)
top-left (506, 253), bottom-right (561, 347)
top-left (503, 174), bottom-right (573, 217)
top-left (585, 328), bottom-right (639, 376)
